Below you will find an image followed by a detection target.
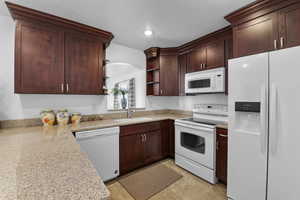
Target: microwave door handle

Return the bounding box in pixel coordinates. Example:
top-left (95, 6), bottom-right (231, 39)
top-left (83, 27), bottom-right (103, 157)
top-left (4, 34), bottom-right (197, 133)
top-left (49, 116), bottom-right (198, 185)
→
top-left (211, 77), bottom-right (216, 90)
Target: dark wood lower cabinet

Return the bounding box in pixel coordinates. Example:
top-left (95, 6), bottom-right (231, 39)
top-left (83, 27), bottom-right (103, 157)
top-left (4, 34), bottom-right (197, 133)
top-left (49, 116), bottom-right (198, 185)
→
top-left (120, 120), bottom-right (175, 175)
top-left (144, 130), bottom-right (163, 165)
top-left (216, 128), bottom-right (228, 184)
top-left (169, 121), bottom-right (175, 158)
top-left (161, 120), bottom-right (175, 158)
top-left (120, 133), bottom-right (144, 174)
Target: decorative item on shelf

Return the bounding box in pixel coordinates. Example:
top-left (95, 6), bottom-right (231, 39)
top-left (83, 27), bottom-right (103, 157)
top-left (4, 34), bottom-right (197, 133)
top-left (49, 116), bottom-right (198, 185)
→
top-left (40, 109), bottom-right (56, 126)
top-left (71, 113), bottom-right (82, 125)
top-left (56, 109), bottom-right (69, 126)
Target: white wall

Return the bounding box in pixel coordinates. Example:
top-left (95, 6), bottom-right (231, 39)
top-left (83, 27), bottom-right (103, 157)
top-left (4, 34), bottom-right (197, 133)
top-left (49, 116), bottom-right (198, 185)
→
top-left (0, 16), bottom-right (227, 121)
top-left (105, 43), bottom-right (146, 110)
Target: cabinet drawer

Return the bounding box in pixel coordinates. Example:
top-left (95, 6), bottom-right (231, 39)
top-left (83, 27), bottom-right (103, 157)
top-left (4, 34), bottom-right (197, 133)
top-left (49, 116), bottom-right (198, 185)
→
top-left (120, 121), bottom-right (161, 137)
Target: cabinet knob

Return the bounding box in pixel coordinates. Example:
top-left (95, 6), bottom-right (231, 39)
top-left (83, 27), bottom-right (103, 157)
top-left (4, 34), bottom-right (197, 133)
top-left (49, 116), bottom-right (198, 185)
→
top-left (274, 40), bottom-right (277, 50)
top-left (66, 84), bottom-right (69, 93)
top-left (61, 83), bottom-right (64, 93)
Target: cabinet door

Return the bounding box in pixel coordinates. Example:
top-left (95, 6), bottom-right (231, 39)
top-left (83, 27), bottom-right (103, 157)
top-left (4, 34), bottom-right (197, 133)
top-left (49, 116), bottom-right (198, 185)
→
top-left (178, 54), bottom-right (187, 96)
top-left (206, 40), bottom-right (225, 69)
top-left (216, 128), bottom-right (228, 184)
top-left (233, 13), bottom-right (278, 58)
top-left (144, 130), bottom-right (163, 165)
top-left (169, 120), bottom-right (175, 158)
top-left (160, 55), bottom-right (178, 96)
top-left (15, 22), bottom-right (64, 93)
top-left (187, 47), bottom-right (206, 72)
top-left (278, 3), bottom-right (300, 49)
top-left (161, 120), bottom-right (171, 158)
top-left (65, 32), bottom-right (104, 94)
top-left (120, 134), bottom-right (144, 174)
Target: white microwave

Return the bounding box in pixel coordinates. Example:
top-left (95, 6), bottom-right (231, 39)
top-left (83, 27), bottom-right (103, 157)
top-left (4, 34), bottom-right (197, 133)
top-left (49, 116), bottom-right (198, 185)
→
top-left (185, 67), bottom-right (225, 94)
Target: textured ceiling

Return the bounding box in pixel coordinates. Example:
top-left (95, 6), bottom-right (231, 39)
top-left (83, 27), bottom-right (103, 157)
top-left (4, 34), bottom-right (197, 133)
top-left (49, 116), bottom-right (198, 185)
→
top-left (1, 0), bottom-right (256, 50)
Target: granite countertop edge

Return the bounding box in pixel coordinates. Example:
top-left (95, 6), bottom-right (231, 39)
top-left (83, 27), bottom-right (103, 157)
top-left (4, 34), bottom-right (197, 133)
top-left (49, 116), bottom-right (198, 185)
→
top-left (0, 113), bottom-right (227, 200)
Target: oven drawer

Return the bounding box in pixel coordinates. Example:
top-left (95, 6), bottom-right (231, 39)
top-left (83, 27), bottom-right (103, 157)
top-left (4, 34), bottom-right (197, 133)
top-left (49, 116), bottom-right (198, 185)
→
top-left (175, 124), bottom-right (216, 169)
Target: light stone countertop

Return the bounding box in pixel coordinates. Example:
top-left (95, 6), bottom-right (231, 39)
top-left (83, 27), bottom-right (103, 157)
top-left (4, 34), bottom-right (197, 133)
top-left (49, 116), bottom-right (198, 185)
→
top-left (0, 113), bottom-right (191, 200)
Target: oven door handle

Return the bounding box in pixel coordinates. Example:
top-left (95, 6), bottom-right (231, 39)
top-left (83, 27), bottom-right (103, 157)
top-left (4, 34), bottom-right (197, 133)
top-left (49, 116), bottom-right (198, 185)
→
top-left (175, 122), bottom-right (214, 132)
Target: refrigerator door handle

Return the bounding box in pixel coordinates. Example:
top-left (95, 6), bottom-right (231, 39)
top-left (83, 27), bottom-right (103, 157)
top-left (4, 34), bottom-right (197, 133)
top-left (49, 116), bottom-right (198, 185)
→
top-left (270, 84), bottom-right (278, 155)
top-left (260, 85), bottom-right (268, 154)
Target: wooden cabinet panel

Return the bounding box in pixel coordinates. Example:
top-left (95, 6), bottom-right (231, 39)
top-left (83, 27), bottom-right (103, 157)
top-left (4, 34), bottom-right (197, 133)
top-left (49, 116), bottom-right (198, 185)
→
top-left (169, 120), bottom-right (175, 158)
top-left (120, 122), bottom-right (161, 137)
top-left (233, 13), bottom-right (278, 58)
top-left (206, 40), bottom-right (225, 69)
top-left (161, 119), bottom-right (175, 158)
top-left (120, 120), bottom-right (174, 174)
top-left (144, 130), bottom-right (163, 165)
top-left (216, 128), bottom-right (228, 184)
top-left (187, 47), bottom-right (206, 72)
top-left (160, 55), bottom-right (179, 96)
top-left (120, 134), bottom-right (144, 174)
top-left (15, 22), bottom-right (64, 93)
top-left (178, 54), bottom-right (187, 96)
top-left (161, 120), bottom-right (171, 157)
top-left (65, 32), bottom-right (104, 94)
top-left (8, 2), bottom-right (112, 95)
top-left (279, 3), bottom-right (300, 49)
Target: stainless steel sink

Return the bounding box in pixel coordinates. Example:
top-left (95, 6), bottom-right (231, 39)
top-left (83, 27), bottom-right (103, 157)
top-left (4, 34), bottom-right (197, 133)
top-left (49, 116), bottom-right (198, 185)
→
top-left (113, 117), bottom-right (153, 123)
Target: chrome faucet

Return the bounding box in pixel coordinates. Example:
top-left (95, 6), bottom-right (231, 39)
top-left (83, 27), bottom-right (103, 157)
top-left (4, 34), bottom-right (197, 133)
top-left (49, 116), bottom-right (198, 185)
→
top-left (127, 107), bottom-right (134, 118)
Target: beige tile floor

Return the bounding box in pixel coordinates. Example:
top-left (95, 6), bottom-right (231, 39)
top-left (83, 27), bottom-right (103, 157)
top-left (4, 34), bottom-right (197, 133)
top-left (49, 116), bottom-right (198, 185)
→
top-left (106, 160), bottom-right (227, 200)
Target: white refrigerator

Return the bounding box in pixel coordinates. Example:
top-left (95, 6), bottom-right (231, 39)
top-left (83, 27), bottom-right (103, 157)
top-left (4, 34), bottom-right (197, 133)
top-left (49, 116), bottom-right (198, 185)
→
top-left (227, 46), bottom-right (300, 200)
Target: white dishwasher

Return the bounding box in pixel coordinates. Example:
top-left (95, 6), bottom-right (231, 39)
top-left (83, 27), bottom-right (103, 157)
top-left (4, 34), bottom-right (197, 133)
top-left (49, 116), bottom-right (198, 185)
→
top-left (75, 127), bottom-right (120, 182)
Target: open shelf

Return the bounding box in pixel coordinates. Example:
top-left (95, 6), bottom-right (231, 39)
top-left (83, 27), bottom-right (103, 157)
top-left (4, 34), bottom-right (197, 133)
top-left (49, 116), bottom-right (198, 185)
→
top-left (145, 47), bottom-right (161, 96)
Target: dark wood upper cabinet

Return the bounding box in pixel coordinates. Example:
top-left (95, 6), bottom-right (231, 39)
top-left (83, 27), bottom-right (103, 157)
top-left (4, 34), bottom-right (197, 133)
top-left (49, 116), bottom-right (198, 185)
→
top-left (185, 27), bottom-right (231, 73)
top-left (232, 13), bottom-right (278, 58)
top-left (206, 40), bottom-right (225, 69)
top-left (145, 48), bottom-right (179, 96)
top-left (145, 27), bottom-right (232, 96)
top-left (225, 0), bottom-right (300, 58)
top-left (15, 21), bottom-right (64, 94)
top-left (6, 2), bottom-right (113, 94)
top-left (187, 47), bottom-right (206, 72)
top-left (160, 53), bottom-right (179, 96)
top-left (178, 54), bottom-right (187, 96)
top-left (278, 3), bottom-right (300, 49)
top-left (65, 32), bottom-right (104, 94)
top-left (216, 128), bottom-right (228, 184)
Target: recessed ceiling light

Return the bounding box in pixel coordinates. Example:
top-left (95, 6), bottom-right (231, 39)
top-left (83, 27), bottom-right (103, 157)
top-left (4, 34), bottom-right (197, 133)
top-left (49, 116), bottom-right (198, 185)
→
top-left (144, 30), bottom-right (153, 37)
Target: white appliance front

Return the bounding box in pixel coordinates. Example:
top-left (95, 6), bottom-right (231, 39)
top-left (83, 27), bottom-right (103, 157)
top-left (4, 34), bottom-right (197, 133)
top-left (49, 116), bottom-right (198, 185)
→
top-left (227, 53), bottom-right (269, 200)
top-left (76, 127), bottom-right (120, 182)
top-left (175, 122), bottom-right (215, 170)
top-left (267, 46), bottom-right (300, 200)
top-left (185, 67), bottom-right (225, 94)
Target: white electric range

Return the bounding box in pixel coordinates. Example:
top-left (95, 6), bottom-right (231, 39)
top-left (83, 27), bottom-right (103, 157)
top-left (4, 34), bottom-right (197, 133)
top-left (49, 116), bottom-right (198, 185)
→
top-left (175, 104), bottom-right (228, 184)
